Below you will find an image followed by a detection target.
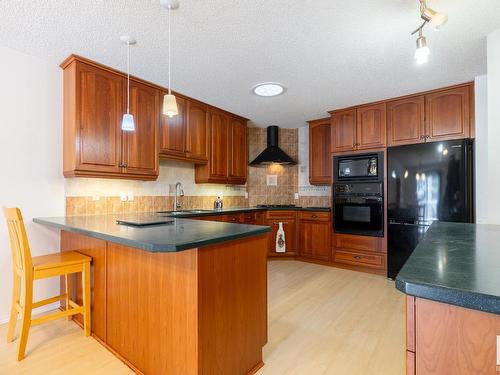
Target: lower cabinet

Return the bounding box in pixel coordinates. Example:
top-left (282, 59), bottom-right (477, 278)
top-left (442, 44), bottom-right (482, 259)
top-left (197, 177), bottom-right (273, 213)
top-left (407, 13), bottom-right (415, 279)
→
top-left (266, 211), bottom-right (297, 257)
top-left (332, 233), bottom-right (386, 271)
top-left (298, 211), bottom-right (332, 261)
top-left (406, 296), bottom-right (500, 375)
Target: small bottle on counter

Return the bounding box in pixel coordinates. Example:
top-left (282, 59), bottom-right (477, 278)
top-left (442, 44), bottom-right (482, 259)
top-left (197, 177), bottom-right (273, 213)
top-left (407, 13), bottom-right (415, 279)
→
top-left (214, 196), bottom-right (223, 209)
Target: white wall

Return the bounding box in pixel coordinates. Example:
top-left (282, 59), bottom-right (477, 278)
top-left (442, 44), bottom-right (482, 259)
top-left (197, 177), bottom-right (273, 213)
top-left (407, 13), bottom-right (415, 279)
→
top-left (474, 75), bottom-right (488, 223)
top-left (0, 46), bottom-right (65, 323)
top-left (485, 29), bottom-right (500, 224)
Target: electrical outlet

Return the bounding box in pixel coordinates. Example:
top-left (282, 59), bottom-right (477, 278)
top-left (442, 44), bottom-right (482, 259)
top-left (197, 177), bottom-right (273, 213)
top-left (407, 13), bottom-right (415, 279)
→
top-left (127, 191), bottom-right (135, 201)
top-left (245, 191), bottom-right (249, 199)
top-left (267, 175), bottom-right (278, 186)
top-left (92, 194), bottom-right (100, 201)
top-left (294, 193), bottom-right (299, 200)
top-left (120, 192), bottom-right (128, 202)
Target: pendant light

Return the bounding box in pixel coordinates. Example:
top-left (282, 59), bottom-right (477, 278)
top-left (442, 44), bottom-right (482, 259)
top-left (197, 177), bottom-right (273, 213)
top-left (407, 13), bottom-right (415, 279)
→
top-left (414, 30), bottom-right (430, 65)
top-left (120, 35), bottom-right (136, 131)
top-left (161, 0), bottom-right (179, 118)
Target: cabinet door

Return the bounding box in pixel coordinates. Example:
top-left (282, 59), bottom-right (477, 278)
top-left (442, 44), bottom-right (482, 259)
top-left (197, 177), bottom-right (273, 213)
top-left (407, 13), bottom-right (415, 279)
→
top-left (331, 110), bottom-right (356, 153)
top-left (76, 62), bottom-right (123, 174)
top-left (298, 220), bottom-right (331, 261)
top-left (159, 95), bottom-right (186, 158)
top-left (267, 219), bottom-right (296, 256)
top-left (123, 80), bottom-right (159, 178)
top-left (425, 86), bottom-right (471, 141)
top-left (309, 120), bottom-right (332, 184)
top-left (209, 110), bottom-right (229, 180)
top-left (186, 100), bottom-right (209, 162)
top-left (387, 96), bottom-right (425, 146)
top-left (228, 117), bottom-right (248, 184)
top-left (356, 103), bottom-right (386, 150)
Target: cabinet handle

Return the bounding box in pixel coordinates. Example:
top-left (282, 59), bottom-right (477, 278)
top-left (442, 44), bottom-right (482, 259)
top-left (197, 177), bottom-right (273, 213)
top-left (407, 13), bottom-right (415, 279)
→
top-left (354, 255), bottom-right (363, 260)
top-left (426, 135), bottom-right (430, 139)
top-left (273, 222), bottom-right (289, 225)
top-left (312, 215), bottom-right (318, 218)
top-left (119, 163), bottom-right (128, 168)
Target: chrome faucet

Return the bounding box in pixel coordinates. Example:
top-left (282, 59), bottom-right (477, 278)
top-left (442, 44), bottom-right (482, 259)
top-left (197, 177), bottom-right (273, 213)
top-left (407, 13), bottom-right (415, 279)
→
top-left (173, 182), bottom-right (184, 211)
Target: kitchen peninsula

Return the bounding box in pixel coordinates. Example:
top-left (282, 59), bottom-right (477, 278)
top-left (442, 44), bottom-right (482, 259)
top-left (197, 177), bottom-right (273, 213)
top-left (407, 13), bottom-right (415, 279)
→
top-left (34, 213), bottom-right (271, 375)
top-left (396, 222), bottom-right (500, 375)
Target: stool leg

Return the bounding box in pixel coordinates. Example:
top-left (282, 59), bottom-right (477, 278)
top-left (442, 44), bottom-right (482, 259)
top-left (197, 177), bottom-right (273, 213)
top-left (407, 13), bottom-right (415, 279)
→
top-left (17, 276), bottom-right (33, 361)
top-left (65, 274), bottom-right (72, 321)
top-left (7, 273), bottom-right (21, 343)
top-left (82, 262), bottom-right (91, 337)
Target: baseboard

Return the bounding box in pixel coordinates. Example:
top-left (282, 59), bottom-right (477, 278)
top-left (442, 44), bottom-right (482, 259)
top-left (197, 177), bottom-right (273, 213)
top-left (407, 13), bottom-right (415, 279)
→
top-left (0, 302), bottom-right (61, 325)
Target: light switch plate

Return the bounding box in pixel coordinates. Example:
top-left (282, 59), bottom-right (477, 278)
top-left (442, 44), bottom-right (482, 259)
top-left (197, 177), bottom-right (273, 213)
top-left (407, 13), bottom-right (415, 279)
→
top-left (245, 191), bottom-right (249, 199)
top-left (127, 191), bottom-right (135, 201)
top-left (266, 175), bottom-right (278, 186)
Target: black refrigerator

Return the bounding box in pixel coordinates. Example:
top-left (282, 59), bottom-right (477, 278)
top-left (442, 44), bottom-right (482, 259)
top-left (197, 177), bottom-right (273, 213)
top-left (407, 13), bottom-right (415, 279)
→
top-left (387, 139), bottom-right (474, 279)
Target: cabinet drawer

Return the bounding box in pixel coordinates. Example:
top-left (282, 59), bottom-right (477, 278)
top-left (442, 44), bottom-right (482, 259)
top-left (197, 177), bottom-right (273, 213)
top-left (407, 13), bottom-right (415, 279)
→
top-left (266, 210), bottom-right (297, 219)
top-left (334, 250), bottom-right (384, 268)
top-left (194, 215), bottom-right (222, 222)
top-left (334, 233), bottom-right (382, 252)
top-left (241, 212), bottom-right (257, 224)
top-left (299, 211), bottom-right (330, 221)
top-left (221, 214), bottom-right (242, 223)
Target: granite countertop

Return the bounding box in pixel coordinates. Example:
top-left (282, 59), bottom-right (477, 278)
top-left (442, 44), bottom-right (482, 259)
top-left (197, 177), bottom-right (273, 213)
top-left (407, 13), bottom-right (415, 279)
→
top-left (158, 206), bottom-right (332, 218)
top-left (34, 213), bottom-right (271, 252)
top-left (396, 222), bottom-right (500, 315)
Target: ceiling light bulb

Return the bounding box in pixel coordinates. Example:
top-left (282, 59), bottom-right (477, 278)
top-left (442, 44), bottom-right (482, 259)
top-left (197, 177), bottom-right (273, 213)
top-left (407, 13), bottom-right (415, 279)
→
top-left (415, 35), bottom-right (430, 64)
top-left (163, 94), bottom-right (178, 117)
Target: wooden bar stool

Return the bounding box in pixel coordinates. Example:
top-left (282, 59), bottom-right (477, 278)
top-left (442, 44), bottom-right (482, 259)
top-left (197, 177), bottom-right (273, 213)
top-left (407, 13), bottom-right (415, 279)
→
top-left (3, 207), bottom-right (92, 361)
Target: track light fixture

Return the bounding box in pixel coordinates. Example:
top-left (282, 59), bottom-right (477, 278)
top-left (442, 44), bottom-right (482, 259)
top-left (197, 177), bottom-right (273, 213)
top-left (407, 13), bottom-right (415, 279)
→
top-left (411, 0), bottom-right (448, 65)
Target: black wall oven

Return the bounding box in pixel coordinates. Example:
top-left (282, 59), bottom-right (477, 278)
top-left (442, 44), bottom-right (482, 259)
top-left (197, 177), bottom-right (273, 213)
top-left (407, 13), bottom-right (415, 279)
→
top-left (334, 182), bottom-right (384, 237)
top-left (333, 152), bottom-right (384, 237)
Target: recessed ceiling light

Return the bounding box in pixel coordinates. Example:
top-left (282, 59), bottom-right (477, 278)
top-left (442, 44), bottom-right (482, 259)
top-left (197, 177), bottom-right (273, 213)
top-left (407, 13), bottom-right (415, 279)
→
top-left (252, 82), bottom-right (286, 97)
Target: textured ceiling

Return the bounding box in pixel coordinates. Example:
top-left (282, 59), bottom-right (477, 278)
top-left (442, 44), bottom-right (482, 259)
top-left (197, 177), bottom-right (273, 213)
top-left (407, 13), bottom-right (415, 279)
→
top-left (1, 0), bottom-right (499, 128)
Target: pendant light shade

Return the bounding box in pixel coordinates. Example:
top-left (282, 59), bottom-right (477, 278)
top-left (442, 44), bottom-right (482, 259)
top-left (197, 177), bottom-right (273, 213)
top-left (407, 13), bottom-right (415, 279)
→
top-left (163, 94), bottom-right (178, 117)
top-left (161, 0), bottom-right (179, 118)
top-left (120, 36), bottom-right (136, 131)
top-left (121, 113), bottom-right (136, 131)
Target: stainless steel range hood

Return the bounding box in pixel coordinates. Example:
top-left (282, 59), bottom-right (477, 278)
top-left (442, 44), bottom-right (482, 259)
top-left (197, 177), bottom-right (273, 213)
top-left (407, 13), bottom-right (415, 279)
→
top-left (249, 126), bottom-right (297, 166)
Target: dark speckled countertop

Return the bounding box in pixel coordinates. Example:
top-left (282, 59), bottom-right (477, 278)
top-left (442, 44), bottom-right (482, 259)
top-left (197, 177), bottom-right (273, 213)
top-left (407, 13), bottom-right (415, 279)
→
top-left (34, 213), bottom-right (270, 252)
top-left (396, 222), bottom-right (500, 315)
top-left (157, 206), bottom-right (331, 218)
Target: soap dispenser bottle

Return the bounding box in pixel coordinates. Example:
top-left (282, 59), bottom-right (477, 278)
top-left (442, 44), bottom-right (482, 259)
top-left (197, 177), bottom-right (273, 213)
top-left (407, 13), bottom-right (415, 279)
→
top-left (214, 196), bottom-right (223, 209)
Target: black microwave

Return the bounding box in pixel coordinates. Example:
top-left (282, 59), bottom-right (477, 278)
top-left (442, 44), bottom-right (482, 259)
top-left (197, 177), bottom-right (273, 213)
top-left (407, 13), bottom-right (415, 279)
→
top-left (333, 152), bottom-right (384, 182)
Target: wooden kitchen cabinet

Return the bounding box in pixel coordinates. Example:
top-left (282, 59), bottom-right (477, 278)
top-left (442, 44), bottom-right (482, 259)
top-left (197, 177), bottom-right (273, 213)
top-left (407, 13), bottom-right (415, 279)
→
top-left (122, 79), bottom-right (159, 178)
top-left (185, 100), bottom-right (210, 162)
top-left (195, 108), bottom-right (248, 185)
top-left (61, 55), bottom-right (159, 180)
top-left (298, 211), bottom-right (332, 261)
top-left (425, 85), bottom-right (471, 141)
top-left (387, 96), bottom-right (426, 147)
top-left (333, 233), bottom-right (386, 272)
top-left (308, 118), bottom-right (332, 185)
top-left (356, 103), bottom-right (386, 150)
top-left (331, 109), bottom-right (357, 153)
top-left (266, 211), bottom-right (297, 257)
top-left (159, 95), bottom-right (187, 159)
top-left (228, 117), bottom-right (248, 184)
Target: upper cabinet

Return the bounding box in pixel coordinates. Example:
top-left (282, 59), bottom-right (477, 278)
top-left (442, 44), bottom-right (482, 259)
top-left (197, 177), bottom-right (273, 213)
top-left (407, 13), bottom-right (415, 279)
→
top-left (195, 108), bottom-right (248, 185)
top-left (61, 56), bottom-right (159, 180)
top-left (228, 117), bottom-right (248, 184)
top-left (330, 105), bottom-right (386, 154)
top-left (308, 118), bottom-right (332, 185)
top-left (123, 80), bottom-right (159, 178)
top-left (387, 96), bottom-right (425, 147)
top-left (331, 109), bottom-right (357, 153)
top-left (425, 85), bottom-right (471, 141)
top-left (327, 82), bottom-right (474, 154)
top-left (159, 97), bottom-right (209, 163)
top-left (356, 103), bottom-right (386, 150)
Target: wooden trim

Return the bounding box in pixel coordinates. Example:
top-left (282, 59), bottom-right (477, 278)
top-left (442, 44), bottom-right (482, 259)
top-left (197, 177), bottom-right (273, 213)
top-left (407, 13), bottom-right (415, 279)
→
top-left (60, 54), bottom-right (249, 121)
top-left (328, 81), bottom-right (474, 115)
top-left (406, 296), bottom-right (415, 352)
top-left (307, 117), bottom-right (330, 125)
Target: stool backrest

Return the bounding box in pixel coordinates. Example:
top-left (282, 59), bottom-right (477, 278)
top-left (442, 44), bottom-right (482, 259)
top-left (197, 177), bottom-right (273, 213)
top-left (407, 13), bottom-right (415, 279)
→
top-left (3, 207), bottom-right (32, 274)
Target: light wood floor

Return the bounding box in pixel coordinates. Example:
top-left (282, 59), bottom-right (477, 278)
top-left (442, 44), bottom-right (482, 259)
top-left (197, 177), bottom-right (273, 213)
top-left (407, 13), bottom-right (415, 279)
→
top-left (0, 260), bottom-right (405, 375)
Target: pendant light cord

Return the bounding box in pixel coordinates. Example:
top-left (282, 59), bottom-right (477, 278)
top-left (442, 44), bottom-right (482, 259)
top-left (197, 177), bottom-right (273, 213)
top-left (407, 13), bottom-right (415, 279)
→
top-left (168, 7), bottom-right (172, 95)
top-left (127, 41), bottom-right (131, 114)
